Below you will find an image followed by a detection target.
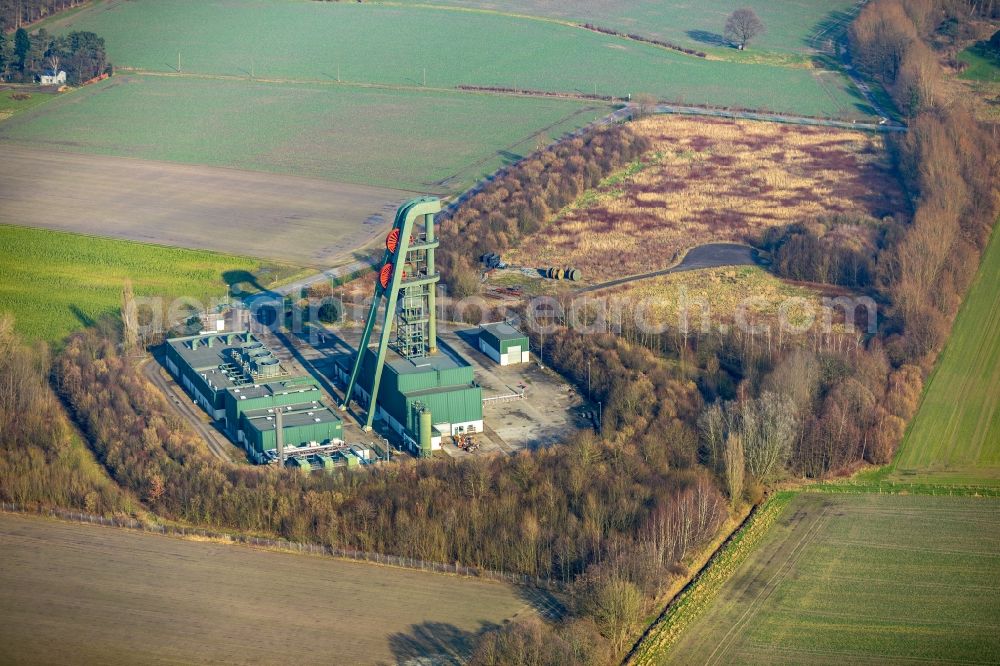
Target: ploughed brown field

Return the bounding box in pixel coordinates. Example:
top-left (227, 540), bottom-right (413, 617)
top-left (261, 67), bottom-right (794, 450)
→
top-left (0, 513), bottom-right (540, 665)
top-left (0, 146), bottom-right (414, 267)
top-left (508, 116), bottom-right (906, 281)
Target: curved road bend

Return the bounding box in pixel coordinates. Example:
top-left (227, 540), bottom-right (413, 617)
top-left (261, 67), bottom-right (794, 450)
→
top-left (580, 243), bottom-right (761, 294)
top-left (140, 358), bottom-right (235, 462)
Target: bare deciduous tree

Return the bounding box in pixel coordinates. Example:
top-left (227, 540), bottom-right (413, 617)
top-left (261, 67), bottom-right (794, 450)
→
top-left (724, 8), bottom-right (765, 50)
top-left (631, 92), bottom-right (657, 119)
top-left (121, 279), bottom-right (138, 353)
top-left (742, 391), bottom-right (797, 482)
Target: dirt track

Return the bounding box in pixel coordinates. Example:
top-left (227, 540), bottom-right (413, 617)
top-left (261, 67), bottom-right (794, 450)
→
top-left (0, 512), bottom-right (539, 665)
top-left (0, 145), bottom-right (415, 267)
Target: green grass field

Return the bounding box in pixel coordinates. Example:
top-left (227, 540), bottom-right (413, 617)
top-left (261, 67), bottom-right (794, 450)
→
top-left (0, 90), bottom-right (61, 120)
top-left (887, 226), bottom-right (1000, 487)
top-left (0, 225), bottom-right (297, 344)
top-left (958, 43), bottom-right (1000, 82)
top-left (658, 492), bottom-right (1000, 665)
top-left (391, 0), bottom-right (859, 55)
top-left (0, 75), bottom-right (607, 192)
top-left (46, 0), bottom-right (868, 118)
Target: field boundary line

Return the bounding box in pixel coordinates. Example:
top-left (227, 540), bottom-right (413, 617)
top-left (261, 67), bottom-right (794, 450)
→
top-left (625, 492), bottom-right (795, 665)
top-left (745, 642), bottom-right (995, 665)
top-left (0, 502), bottom-right (567, 597)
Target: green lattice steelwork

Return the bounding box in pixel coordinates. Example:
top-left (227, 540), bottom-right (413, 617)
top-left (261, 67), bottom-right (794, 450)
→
top-left (341, 197), bottom-right (442, 430)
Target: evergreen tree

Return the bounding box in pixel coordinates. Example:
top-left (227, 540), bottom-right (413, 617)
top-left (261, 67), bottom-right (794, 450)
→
top-left (13, 28), bottom-right (29, 73)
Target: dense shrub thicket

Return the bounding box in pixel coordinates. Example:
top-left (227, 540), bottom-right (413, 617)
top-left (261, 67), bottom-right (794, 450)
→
top-left (0, 316), bottom-right (127, 514)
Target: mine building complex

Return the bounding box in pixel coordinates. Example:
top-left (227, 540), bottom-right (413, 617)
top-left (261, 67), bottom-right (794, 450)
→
top-left (338, 197), bottom-right (484, 456)
top-left (165, 331), bottom-right (343, 464)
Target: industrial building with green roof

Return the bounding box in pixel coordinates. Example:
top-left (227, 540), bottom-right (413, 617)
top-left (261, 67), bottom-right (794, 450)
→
top-left (478, 322), bottom-right (530, 366)
top-left (334, 342), bottom-right (482, 455)
top-left (163, 331), bottom-right (343, 464)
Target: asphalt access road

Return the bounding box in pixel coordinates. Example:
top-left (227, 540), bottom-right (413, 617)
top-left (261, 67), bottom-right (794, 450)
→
top-left (580, 243), bottom-right (760, 293)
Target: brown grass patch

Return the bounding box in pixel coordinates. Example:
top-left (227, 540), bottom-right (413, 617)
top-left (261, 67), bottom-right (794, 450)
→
top-left (506, 116), bottom-right (905, 281)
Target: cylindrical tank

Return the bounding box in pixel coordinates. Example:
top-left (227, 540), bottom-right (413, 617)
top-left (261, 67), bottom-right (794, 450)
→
top-left (419, 409), bottom-right (433, 458)
top-left (258, 358), bottom-right (280, 378)
top-left (554, 268), bottom-right (564, 280)
top-left (570, 269), bottom-right (580, 281)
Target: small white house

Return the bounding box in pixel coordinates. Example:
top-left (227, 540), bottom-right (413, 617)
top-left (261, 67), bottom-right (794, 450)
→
top-left (39, 70), bottom-right (67, 85)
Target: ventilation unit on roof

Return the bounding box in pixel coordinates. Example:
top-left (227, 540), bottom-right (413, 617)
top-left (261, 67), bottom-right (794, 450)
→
top-left (314, 418), bottom-right (321, 423)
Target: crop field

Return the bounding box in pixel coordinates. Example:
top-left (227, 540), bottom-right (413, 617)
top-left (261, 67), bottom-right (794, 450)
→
top-left (658, 492), bottom-right (1000, 665)
top-left (887, 226), bottom-right (1000, 487)
top-left (0, 225), bottom-right (299, 344)
top-left (0, 75), bottom-right (607, 193)
top-left (393, 0), bottom-right (861, 55)
top-left (0, 145), bottom-right (412, 267)
top-left (44, 0), bottom-right (869, 120)
top-left (0, 513), bottom-right (538, 665)
top-left (506, 115), bottom-right (903, 282)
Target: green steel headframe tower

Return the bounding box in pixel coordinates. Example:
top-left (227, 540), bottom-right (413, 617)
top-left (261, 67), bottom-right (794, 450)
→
top-left (341, 196), bottom-right (441, 430)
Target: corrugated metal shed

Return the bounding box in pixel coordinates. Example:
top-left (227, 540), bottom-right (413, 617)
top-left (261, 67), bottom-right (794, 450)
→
top-left (480, 322), bottom-right (529, 355)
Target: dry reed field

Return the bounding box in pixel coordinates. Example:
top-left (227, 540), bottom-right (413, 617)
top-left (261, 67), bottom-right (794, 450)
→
top-left (603, 266), bottom-right (832, 330)
top-left (508, 116), bottom-right (905, 281)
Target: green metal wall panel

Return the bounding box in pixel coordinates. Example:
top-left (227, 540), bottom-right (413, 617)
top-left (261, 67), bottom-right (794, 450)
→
top-left (404, 386), bottom-right (482, 432)
top-left (499, 336), bottom-right (529, 355)
top-left (243, 418), bottom-right (343, 453)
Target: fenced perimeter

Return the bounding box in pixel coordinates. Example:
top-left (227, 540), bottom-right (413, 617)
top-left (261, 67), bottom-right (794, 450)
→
top-left (0, 502), bottom-right (567, 595)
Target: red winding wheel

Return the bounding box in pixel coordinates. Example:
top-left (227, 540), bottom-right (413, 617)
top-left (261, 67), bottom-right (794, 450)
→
top-left (386, 228), bottom-right (400, 254)
top-left (379, 263), bottom-right (393, 289)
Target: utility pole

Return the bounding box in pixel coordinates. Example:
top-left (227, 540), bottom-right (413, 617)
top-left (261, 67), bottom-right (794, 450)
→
top-left (251, 57), bottom-right (254, 79)
top-left (587, 358), bottom-right (591, 400)
top-left (423, 67), bottom-right (426, 87)
top-left (177, 51), bottom-right (181, 73)
top-left (276, 407), bottom-right (285, 467)
top-left (337, 64), bottom-right (341, 83)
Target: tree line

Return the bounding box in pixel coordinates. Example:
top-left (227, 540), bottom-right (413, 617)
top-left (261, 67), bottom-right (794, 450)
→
top-left (0, 26), bottom-right (108, 83)
top-left (0, 0), bottom-right (84, 31)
